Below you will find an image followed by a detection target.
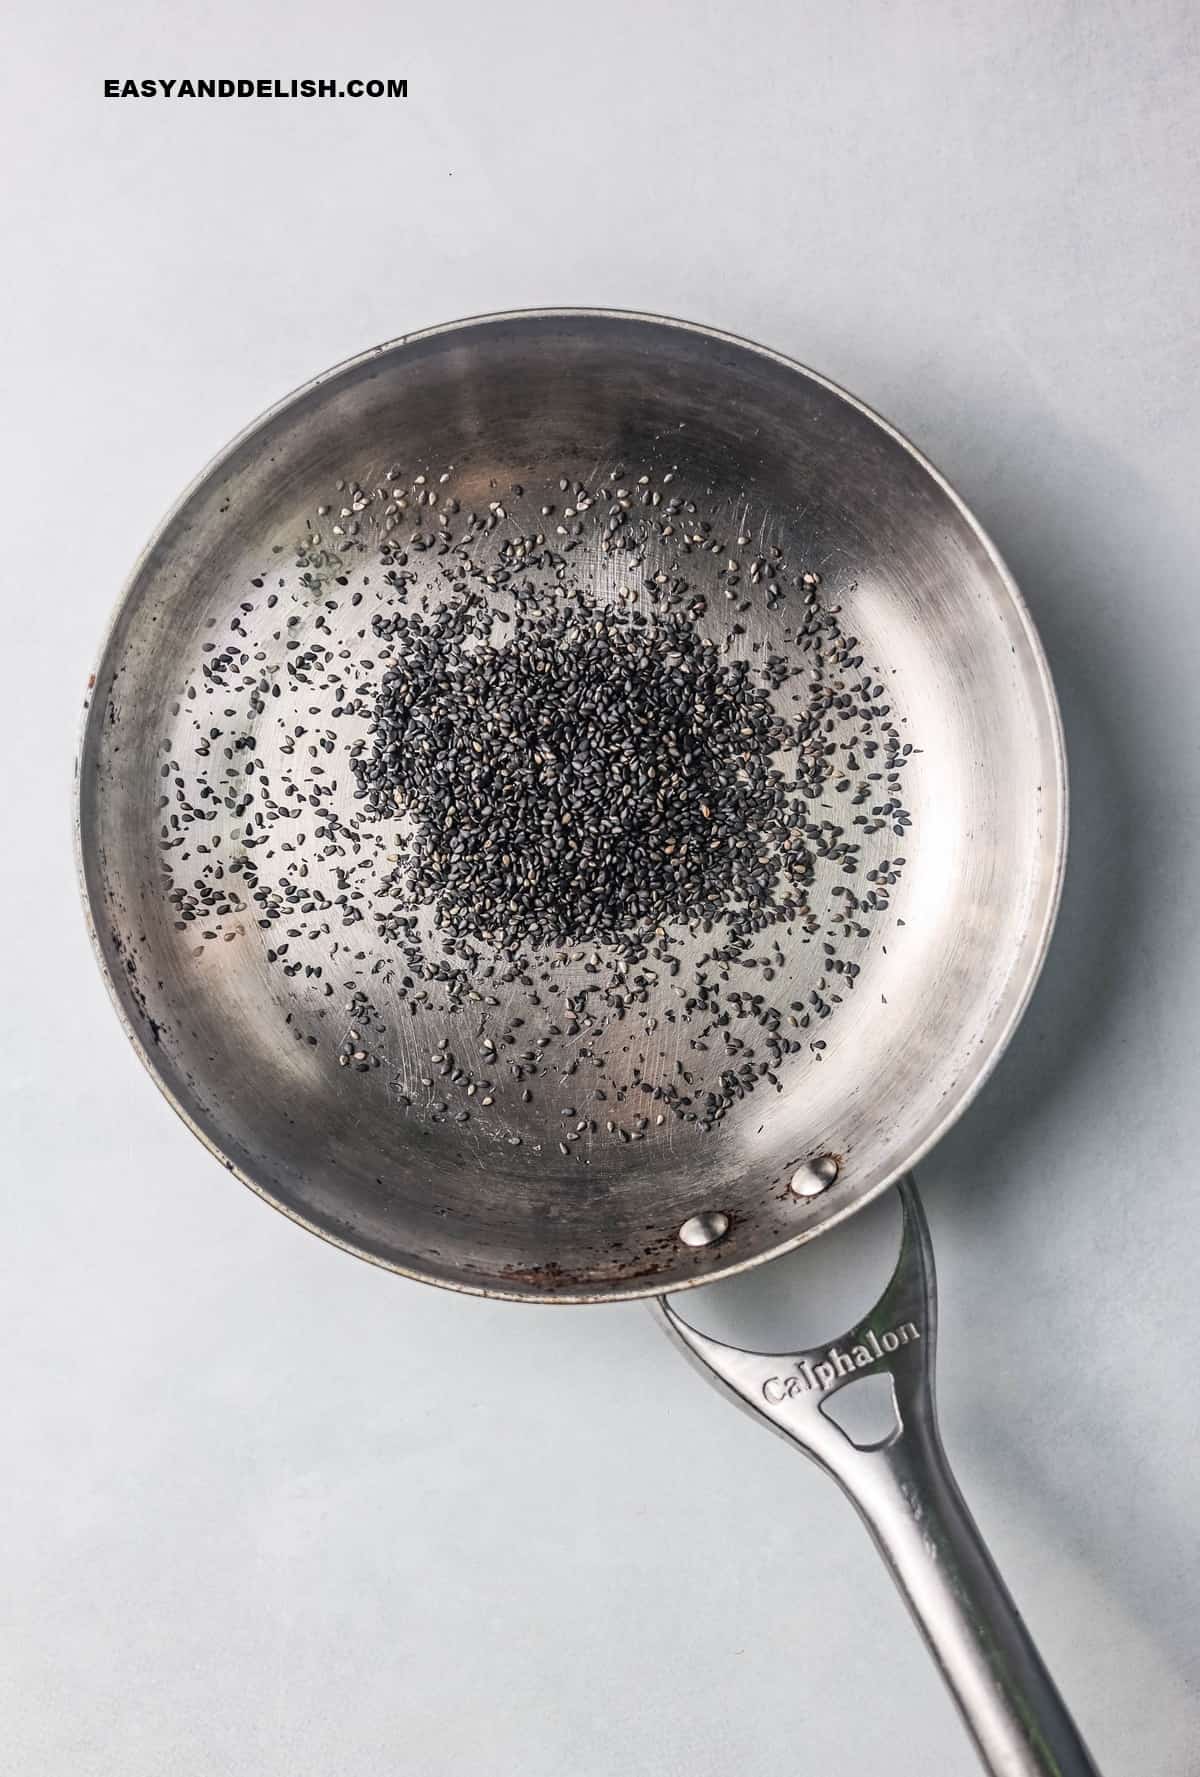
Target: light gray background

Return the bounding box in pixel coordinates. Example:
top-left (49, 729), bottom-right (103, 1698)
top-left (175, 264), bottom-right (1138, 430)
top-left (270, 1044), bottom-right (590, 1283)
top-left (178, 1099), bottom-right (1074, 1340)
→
top-left (3, 3), bottom-right (1198, 1772)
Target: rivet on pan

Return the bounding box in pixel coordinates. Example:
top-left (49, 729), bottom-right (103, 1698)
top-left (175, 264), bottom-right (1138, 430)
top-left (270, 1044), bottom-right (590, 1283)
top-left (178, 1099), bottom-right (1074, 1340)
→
top-left (678, 1210), bottom-right (731, 1248)
top-left (790, 1155), bottom-right (840, 1197)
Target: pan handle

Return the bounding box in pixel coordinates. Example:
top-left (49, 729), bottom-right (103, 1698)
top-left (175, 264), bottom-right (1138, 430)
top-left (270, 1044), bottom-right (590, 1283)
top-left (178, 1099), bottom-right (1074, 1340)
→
top-left (657, 1176), bottom-right (1101, 1777)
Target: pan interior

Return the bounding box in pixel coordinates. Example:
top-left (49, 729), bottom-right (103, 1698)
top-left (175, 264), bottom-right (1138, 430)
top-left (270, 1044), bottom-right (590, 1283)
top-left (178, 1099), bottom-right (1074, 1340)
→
top-left (78, 312), bottom-right (1063, 1300)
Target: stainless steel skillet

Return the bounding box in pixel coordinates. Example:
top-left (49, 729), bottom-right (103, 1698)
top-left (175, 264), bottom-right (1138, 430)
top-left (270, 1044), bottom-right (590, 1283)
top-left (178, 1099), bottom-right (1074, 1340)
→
top-left (77, 310), bottom-right (1091, 1774)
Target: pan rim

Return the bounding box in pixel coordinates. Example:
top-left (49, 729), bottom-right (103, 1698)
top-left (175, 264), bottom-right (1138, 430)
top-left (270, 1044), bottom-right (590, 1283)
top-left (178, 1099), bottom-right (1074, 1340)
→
top-left (75, 306), bottom-right (1068, 1304)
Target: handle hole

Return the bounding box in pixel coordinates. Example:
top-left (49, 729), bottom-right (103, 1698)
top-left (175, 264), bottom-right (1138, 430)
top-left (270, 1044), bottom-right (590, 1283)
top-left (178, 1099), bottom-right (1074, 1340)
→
top-left (819, 1371), bottom-right (900, 1449)
top-left (665, 1190), bottom-right (902, 1350)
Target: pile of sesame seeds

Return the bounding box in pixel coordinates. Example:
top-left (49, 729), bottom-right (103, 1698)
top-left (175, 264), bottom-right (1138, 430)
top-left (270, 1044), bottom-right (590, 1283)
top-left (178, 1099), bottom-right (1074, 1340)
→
top-left (154, 459), bottom-right (915, 1154)
top-left (350, 592), bottom-right (805, 950)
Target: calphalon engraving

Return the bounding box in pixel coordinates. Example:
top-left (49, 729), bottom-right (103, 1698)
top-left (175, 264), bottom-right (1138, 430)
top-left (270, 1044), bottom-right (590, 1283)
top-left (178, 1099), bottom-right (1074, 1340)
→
top-left (762, 1322), bottom-right (920, 1402)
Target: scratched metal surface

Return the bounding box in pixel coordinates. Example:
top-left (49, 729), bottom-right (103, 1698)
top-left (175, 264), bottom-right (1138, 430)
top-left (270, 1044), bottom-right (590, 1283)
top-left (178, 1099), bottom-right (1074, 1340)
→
top-left (77, 312), bottom-right (1064, 1298)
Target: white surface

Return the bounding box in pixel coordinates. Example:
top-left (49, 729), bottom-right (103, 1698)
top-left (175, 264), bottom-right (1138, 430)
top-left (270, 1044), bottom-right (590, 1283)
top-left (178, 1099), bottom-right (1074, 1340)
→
top-left (3, 3), bottom-right (1199, 1772)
